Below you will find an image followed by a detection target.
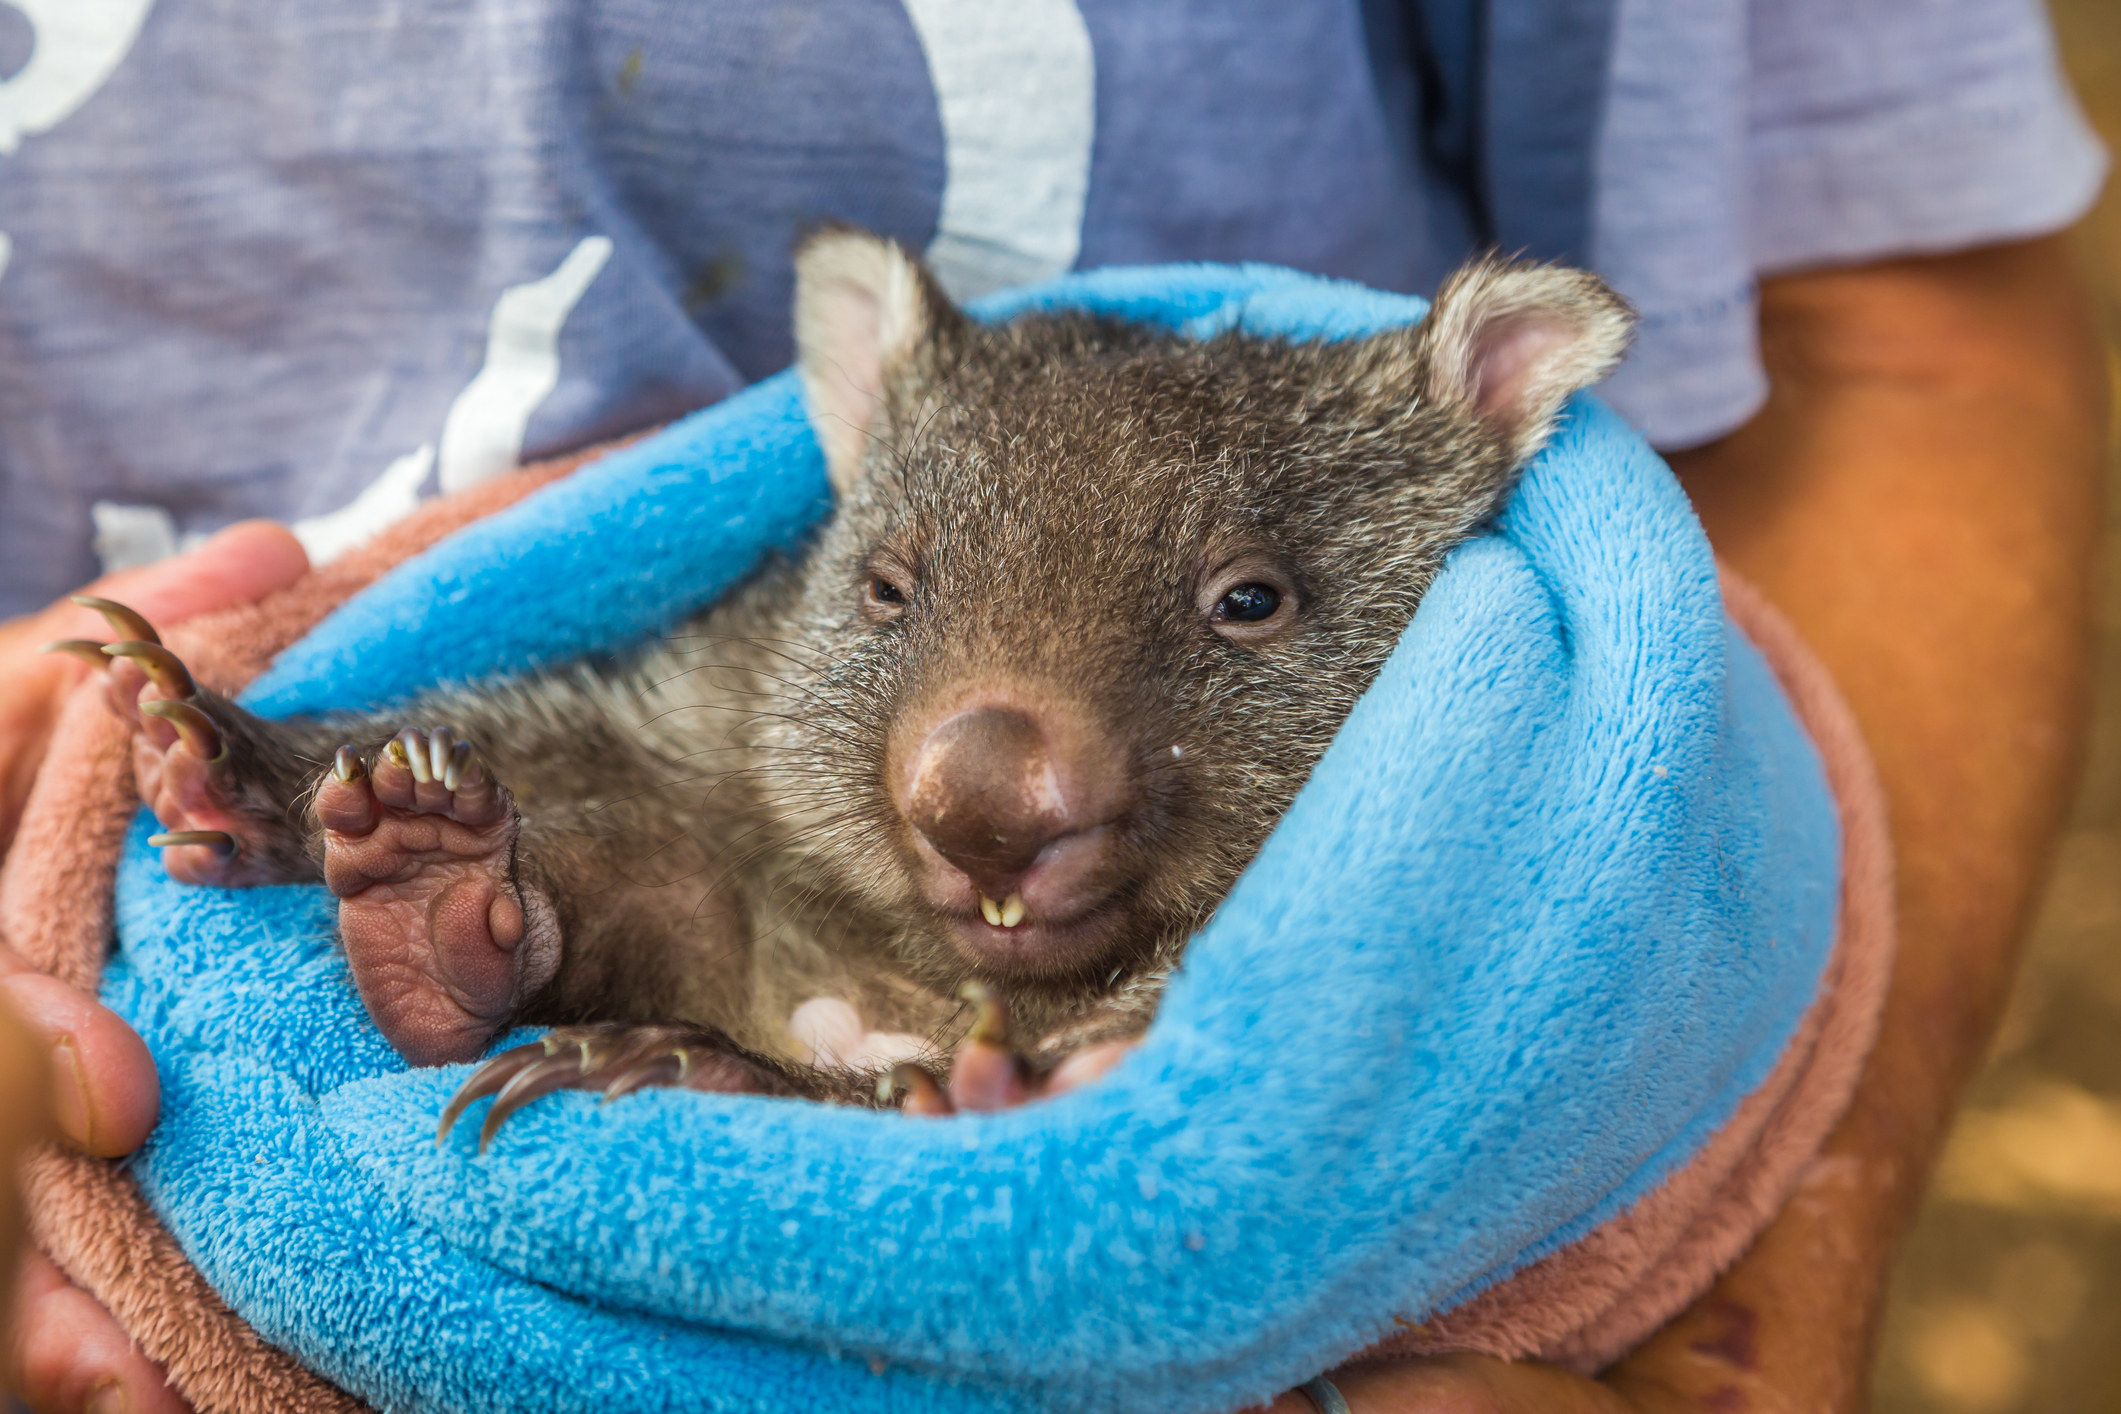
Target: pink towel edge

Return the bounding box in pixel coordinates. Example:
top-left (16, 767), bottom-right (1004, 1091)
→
top-left (5, 454), bottom-right (585, 1414)
top-left (1355, 567), bottom-right (1897, 1374)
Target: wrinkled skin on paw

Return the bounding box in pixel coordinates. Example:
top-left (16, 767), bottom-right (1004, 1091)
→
top-left (72, 610), bottom-right (564, 1068)
top-left (886, 982), bottom-right (1139, 1118)
top-left (320, 727), bottom-right (562, 1068)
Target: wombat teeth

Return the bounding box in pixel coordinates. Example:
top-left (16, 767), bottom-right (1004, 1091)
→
top-left (978, 892), bottom-right (1029, 929)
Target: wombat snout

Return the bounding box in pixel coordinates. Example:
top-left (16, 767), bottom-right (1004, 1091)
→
top-left (896, 698), bottom-right (1138, 977)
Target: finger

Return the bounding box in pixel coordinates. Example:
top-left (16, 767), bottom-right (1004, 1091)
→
top-left (42, 521), bottom-right (309, 645)
top-left (86, 520), bottom-right (309, 624)
top-left (0, 975), bottom-right (159, 1159)
top-left (10, 1251), bottom-right (191, 1414)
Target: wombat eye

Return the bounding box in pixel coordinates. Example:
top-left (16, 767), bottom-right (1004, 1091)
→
top-left (1214, 584), bottom-right (1281, 622)
top-left (1201, 561), bottom-right (1298, 645)
top-left (862, 573), bottom-right (909, 624)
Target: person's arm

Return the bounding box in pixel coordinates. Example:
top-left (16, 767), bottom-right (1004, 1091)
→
top-left (2, 522), bottom-right (309, 1414)
top-left (1265, 231), bottom-right (2108, 1413)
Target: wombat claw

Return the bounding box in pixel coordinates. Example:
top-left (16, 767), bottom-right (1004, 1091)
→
top-left (957, 979), bottom-right (1013, 1046)
top-left (44, 594), bottom-right (187, 688)
top-left (102, 640), bottom-right (196, 698)
top-left (147, 829), bottom-right (237, 856)
top-left (41, 639), bottom-right (113, 667)
top-left (383, 725), bottom-right (486, 791)
top-left (879, 1061), bottom-right (949, 1113)
top-left (142, 699), bottom-right (225, 760)
top-left (437, 1023), bottom-right (795, 1153)
top-left (70, 595), bottom-right (162, 645)
top-left (42, 599), bottom-right (202, 700)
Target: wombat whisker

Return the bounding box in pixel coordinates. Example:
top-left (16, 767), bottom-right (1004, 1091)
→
top-left (650, 672), bottom-right (861, 727)
top-left (634, 700), bottom-right (861, 741)
top-left (657, 632), bottom-right (845, 672)
top-left (687, 815), bottom-right (868, 917)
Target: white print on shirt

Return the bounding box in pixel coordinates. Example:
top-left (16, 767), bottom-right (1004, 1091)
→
top-left (0, 0), bottom-right (154, 321)
top-left (437, 235), bottom-right (614, 494)
top-left (89, 499), bottom-right (190, 574)
top-left (1, 0), bottom-right (172, 576)
top-left (289, 236), bottom-right (614, 566)
top-left (0, 0), bottom-right (156, 153)
top-left (287, 445), bottom-right (434, 567)
top-left (901, 0), bottom-right (1094, 300)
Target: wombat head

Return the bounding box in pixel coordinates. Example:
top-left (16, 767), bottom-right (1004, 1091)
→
top-left (759, 228), bottom-right (1632, 996)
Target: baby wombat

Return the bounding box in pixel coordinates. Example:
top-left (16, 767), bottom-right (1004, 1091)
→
top-left (66, 229), bottom-right (1631, 1138)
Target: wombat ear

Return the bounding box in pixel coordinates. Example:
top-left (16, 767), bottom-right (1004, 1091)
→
top-left (793, 226), bottom-right (962, 495)
top-left (1412, 257), bottom-right (1636, 466)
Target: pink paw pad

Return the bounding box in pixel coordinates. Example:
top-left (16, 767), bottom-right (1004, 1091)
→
top-left (888, 981), bottom-right (1137, 1117)
top-left (321, 727), bottom-right (546, 1067)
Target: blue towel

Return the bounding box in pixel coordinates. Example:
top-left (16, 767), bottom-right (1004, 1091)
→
top-left (103, 263), bottom-right (1839, 1414)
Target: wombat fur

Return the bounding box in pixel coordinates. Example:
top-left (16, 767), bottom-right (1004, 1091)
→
top-left (95, 229), bottom-right (1632, 1119)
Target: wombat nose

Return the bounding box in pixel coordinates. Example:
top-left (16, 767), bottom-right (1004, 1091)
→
top-left (903, 707), bottom-right (1093, 896)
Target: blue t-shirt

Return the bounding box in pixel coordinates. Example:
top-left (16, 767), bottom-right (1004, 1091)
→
top-left (0, 0), bottom-right (2102, 612)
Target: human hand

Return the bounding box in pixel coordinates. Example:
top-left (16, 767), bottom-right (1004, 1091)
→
top-left (0, 521), bottom-right (309, 857)
top-left (1, 522), bottom-right (306, 1412)
top-left (0, 950), bottom-right (185, 1413)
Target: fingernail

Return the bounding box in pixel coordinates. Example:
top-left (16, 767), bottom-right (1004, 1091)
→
top-left (87, 1378), bottom-right (132, 1414)
top-left (50, 1034), bottom-right (98, 1152)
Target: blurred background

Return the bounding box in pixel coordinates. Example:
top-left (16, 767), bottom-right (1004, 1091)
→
top-left (1871, 2), bottom-right (2121, 1408)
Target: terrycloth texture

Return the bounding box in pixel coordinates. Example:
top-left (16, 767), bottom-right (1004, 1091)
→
top-left (5, 264), bottom-right (1890, 1414)
top-left (1372, 569), bottom-right (1894, 1370)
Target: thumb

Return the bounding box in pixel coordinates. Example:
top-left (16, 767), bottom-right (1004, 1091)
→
top-left (60, 520), bottom-right (309, 635)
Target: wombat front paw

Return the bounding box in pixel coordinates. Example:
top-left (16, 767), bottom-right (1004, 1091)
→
top-left (885, 981), bottom-right (1138, 1116)
top-left (436, 1022), bottom-right (807, 1151)
top-left (53, 597), bottom-right (283, 886)
top-left (321, 727), bottom-right (558, 1068)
